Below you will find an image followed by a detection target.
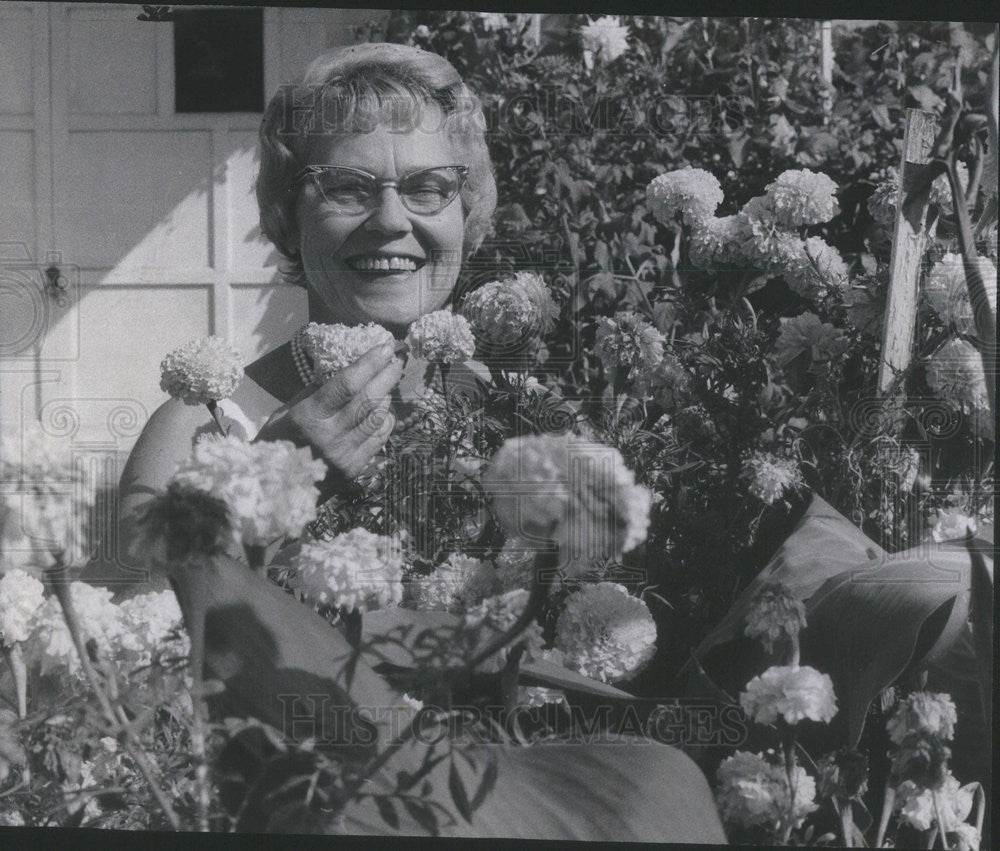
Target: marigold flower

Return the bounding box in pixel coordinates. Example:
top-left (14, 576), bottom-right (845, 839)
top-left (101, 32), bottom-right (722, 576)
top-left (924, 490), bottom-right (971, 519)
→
top-left (633, 353), bottom-right (690, 410)
top-left (688, 215), bottom-right (753, 268)
top-left (815, 749), bottom-right (869, 800)
top-left (477, 12), bottom-right (510, 31)
top-left (895, 772), bottom-right (974, 832)
top-left (460, 273), bottom-right (558, 349)
top-left (740, 664), bottom-right (838, 725)
top-left (117, 590), bottom-right (188, 666)
top-left (170, 434), bottom-right (326, 548)
top-left (715, 750), bottom-right (818, 830)
top-left (867, 172), bottom-right (900, 228)
top-left (407, 553), bottom-right (500, 613)
top-left (0, 569), bottom-right (46, 646)
top-left (743, 451), bottom-right (804, 505)
top-left (926, 339), bottom-right (991, 414)
top-left (554, 582), bottom-right (657, 683)
top-left (646, 167), bottom-right (724, 226)
top-left (771, 313), bottom-right (849, 367)
top-left (743, 582), bottom-right (807, 654)
top-left (763, 169), bottom-right (840, 228)
top-left (493, 537), bottom-right (541, 592)
top-left (159, 336), bottom-right (243, 405)
top-left (462, 589), bottom-right (545, 673)
top-left (290, 528), bottom-right (404, 613)
top-left (952, 822), bottom-right (982, 851)
top-left (887, 691), bottom-right (957, 746)
top-left (594, 312), bottom-right (665, 376)
top-left (405, 310), bottom-right (476, 362)
top-left (580, 15), bottom-right (630, 63)
top-left (924, 252), bottom-right (997, 335)
top-left (301, 322), bottom-right (395, 380)
top-left (483, 434), bottom-right (652, 571)
top-left (929, 508), bottom-right (978, 542)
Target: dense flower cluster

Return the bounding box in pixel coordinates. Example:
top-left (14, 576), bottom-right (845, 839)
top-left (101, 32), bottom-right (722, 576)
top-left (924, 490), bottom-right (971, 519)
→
top-left (407, 553), bottom-right (500, 613)
top-left (923, 252), bottom-right (997, 334)
top-left (715, 750), bottom-right (818, 830)
top-left (27, 582), bottom-right (129, 676)
top-left (894, 772), bottom-right (974, 832)
top-left (0, 425), bottom-right (97, 567)
top-left (580, 16), bottom-right (631, 63)
top-left (291, 528), bottom-right (404, 613)
top-left (925, 339), bottom-right (991, 413)
top-left (761, 169), bottom-right (840, 228)
top-left (886, 691), bottom-right (957, 746)
top-left (301, 321), bottom-right (395, 379)
top-left (484, 434), bottom-right (651, 570)
top-left (740, 664), bottom-right (838, 725)
top-left (405, 310), bottom-right (476, 362)
top-left (687, 215), bottom-right (753, 268)
top-left (117, 590), bottom-right (189, 666)
top-left (646, 167), bottom-right (724, 226)
top-left (159, 336), bottom-right (243, 406)
top-left (170, 434), bottom-right (326, 548)
top-left (462, 589), bottom-right (545, 673)
top-left (743, 582), bottom-right (807, 654)
top-left (593, 312), bottom-right (665, 376)
top-left (554, 582), bottom-right (657, 683)
top-left (460, 273), bottom-right (558, 348)
top-left (0, 569), bottom-right (46, 645)
top-left (633, 353), bottom-right (690, 410)
top-left (743, 451), bottom-right (804, 505)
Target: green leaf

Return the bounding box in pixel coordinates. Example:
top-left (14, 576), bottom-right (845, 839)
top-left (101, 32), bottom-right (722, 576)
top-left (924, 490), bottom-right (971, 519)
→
top-left (401, 799), bottom-right (440, 835)
top-left (449, 760), bottom-right (473, 823)
top-left (469, 753), bottom-right (499, 812)
top-left (374, 796), bottom-right (399, 830)
top-left (519, 657), bottom-right (636, 701)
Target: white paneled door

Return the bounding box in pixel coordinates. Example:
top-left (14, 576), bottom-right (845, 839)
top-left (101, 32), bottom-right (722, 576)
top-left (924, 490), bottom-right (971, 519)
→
top-left (1, 2), bottom-right (387, 576)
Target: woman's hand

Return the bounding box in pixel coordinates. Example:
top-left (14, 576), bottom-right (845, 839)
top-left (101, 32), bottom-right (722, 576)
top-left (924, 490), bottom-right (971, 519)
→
top-left (256, 342), bottom-right (403, 495)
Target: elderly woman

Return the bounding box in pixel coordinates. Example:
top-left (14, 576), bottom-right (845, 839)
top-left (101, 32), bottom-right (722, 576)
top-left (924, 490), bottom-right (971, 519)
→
top-left (116, 43), bottom-right (497, 572)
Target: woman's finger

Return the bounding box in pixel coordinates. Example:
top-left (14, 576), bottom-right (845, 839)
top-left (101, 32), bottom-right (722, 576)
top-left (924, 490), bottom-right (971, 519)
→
top-left (336, 356), bottom-right (404, 431)
top-left (312, 342), bottom-right (396, 412)
top-left (349, 407), bottom-right (397, 467)
top-left (351, 395), bottom-right (393, 439)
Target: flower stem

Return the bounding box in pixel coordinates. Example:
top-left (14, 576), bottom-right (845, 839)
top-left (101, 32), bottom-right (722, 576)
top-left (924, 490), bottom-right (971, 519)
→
top-left (932, 788), bottom-right (951, 850)
top-left (875, 779), bottom-right (895, 848)
top-left (1, 644), bottom-right (27, 718)
top-left (205, 400), bottom-right (229, 436)
top-left (780, 723), bottom-right (798, 845)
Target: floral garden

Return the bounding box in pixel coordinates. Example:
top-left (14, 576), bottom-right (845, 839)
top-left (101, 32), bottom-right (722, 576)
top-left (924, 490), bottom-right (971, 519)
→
top-left (0, 14), bottom-right (996, 845)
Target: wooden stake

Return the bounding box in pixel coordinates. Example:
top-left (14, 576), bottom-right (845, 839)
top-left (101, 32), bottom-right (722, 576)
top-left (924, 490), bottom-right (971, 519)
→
top-left (878, 109), bottom-right (939, 393)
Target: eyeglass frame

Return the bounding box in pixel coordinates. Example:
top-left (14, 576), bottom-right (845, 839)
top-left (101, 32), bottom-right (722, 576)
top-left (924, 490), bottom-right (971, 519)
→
top-left (295, 164), bottom-right (470, 215)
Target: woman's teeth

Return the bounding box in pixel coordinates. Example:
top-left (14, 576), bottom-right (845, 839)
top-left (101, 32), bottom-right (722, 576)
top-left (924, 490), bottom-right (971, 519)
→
top-left (349, 256), bottom-right (419, 272)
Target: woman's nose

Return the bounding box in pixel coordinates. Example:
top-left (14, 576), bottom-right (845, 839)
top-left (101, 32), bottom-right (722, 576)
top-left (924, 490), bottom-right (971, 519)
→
top-left (364, 186), bottom-right (412, 235)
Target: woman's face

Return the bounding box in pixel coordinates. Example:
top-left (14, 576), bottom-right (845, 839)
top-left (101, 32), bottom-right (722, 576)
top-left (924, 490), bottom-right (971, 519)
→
top-left (296, 104), bottom-right (466, 333)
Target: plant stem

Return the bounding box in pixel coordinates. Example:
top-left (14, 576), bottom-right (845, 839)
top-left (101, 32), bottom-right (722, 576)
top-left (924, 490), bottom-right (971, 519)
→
top-left (780, 723), bottom-right (798, 845)
top-left (875, 779), bottom-right (895, 848)
top-left (206, 400), bottom-right (229, 436)
top-left (1, 644), bottom-right (27, 718)
top-left (932, 788), bottom-right (952, 850)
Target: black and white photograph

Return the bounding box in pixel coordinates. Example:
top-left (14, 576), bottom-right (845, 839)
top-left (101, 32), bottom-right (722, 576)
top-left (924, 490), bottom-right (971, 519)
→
top-left (0, 3), bottom-right (996, 844)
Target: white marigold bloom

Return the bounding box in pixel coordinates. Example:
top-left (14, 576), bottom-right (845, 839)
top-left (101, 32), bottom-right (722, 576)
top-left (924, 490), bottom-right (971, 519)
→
top-left (0, 569), bottom-right (46, 645)
top-left (291, 528), bottom-right (404, 613)
top-left (301, 321), bottom-right (395, 380)
top-left (929, 161), bottom-right (970, 209)
top-left (170, 434), bottom-right (326, 548)
top-left (405, 310), bottom-right (476, 362)
top-left (27, 582), bottom-right (129, 676)
top-left (926, 338), bottom-right (991, 413)
top-left (646, 167), bottom-right (724, 226)
top-left (688, 215), bottom-right (753, 268)
top-left (929, 508), bottom-right (978, 542)
top-left (554, 582), bottom-right (657, 683)
top-left (0, 425), bottom-right (97, 567)
top-left (117, 590), bottom-right (188, 666)
top-left (895, 772), bottom-right (974, 832)
top-left (716, 750), bottom-right (818, 830)
top-left (763, 169), bottom-right (840, 228)
top-left (952, 822), bottom-right (982, 851)
top-left (580, 15), bottom-right (630, 63)
top-left (924, 252), bottom-right (997, 335)
top-left (740, 664), bottom-right (838, 726)
top-left (743, 582), bottom-right (807, 654)
top-left (407, 553), bottom-right (501, 613)
top-left (771, 313), bottom-right (849, 367)
top-left (463, 588), bottom-right (545, 673)
top-left (799, 236), bottom-right (850, 295)
top-left (886, 691), bottom-right (957, 746)
top-left (743, 451), bottom-right (804, 505)
top-left (868, 172), bottom-right (900, 228)
top-left (594, 312), bottom-right (665, 376)
top-left (460, 273), bottom-right (558, 348)
top-left (477, 12), bottom-right (510, 32)
top-left (159, 336), bottom-right (243, 405)
top-left (483, 434), bottom-right (652, 571)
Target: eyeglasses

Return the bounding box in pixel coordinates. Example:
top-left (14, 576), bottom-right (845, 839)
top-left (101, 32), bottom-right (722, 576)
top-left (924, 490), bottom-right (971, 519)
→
top-left (296, 164), bottom-right (469, 216)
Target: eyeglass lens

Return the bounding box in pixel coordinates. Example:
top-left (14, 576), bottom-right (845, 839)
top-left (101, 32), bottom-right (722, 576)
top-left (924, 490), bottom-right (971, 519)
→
top-left (312, 167), bottom-right (463, 214)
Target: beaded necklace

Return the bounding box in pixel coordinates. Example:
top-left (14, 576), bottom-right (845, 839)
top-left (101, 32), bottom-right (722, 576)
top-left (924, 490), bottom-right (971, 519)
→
top-left (290, 325), bottom-right (314, 388)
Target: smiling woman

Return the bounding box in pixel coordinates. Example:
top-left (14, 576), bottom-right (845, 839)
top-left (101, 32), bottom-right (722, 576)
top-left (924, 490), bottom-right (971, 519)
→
top-left (114, 43), bottom-right (498, 585)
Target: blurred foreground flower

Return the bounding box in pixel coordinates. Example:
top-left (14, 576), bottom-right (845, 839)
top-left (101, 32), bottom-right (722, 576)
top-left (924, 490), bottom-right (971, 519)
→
top-left (894, 772), bottom-right (974, 832)
top-left (646, 167), bottom-right (724, 226)
top-left (715, 750), bottom-right (818, 830)
top-left (170, 434), bottom-right (326, 549)
top-left (405, 310), bottom-right (476, 362)
top-left (923, 252), bottom-right (997, 335)
top-left (0, 569), bottom-right (45, 646)
top-left (301, 321), bottom-right (395, 380)
top-left (886, 691), bottom-right (957, 746)
top-left (554, 582), bottom-right (657, 683)
top-left (290, 528), bottom-right (404, 613)
top-left (740, 664), bottom-right (837, 725)
top-left (926, 339), bottom-right (991, 414)
top-left (483, 433), bottom-right (651, 572)
top-left (159, 336), bottom-right (242, 406)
